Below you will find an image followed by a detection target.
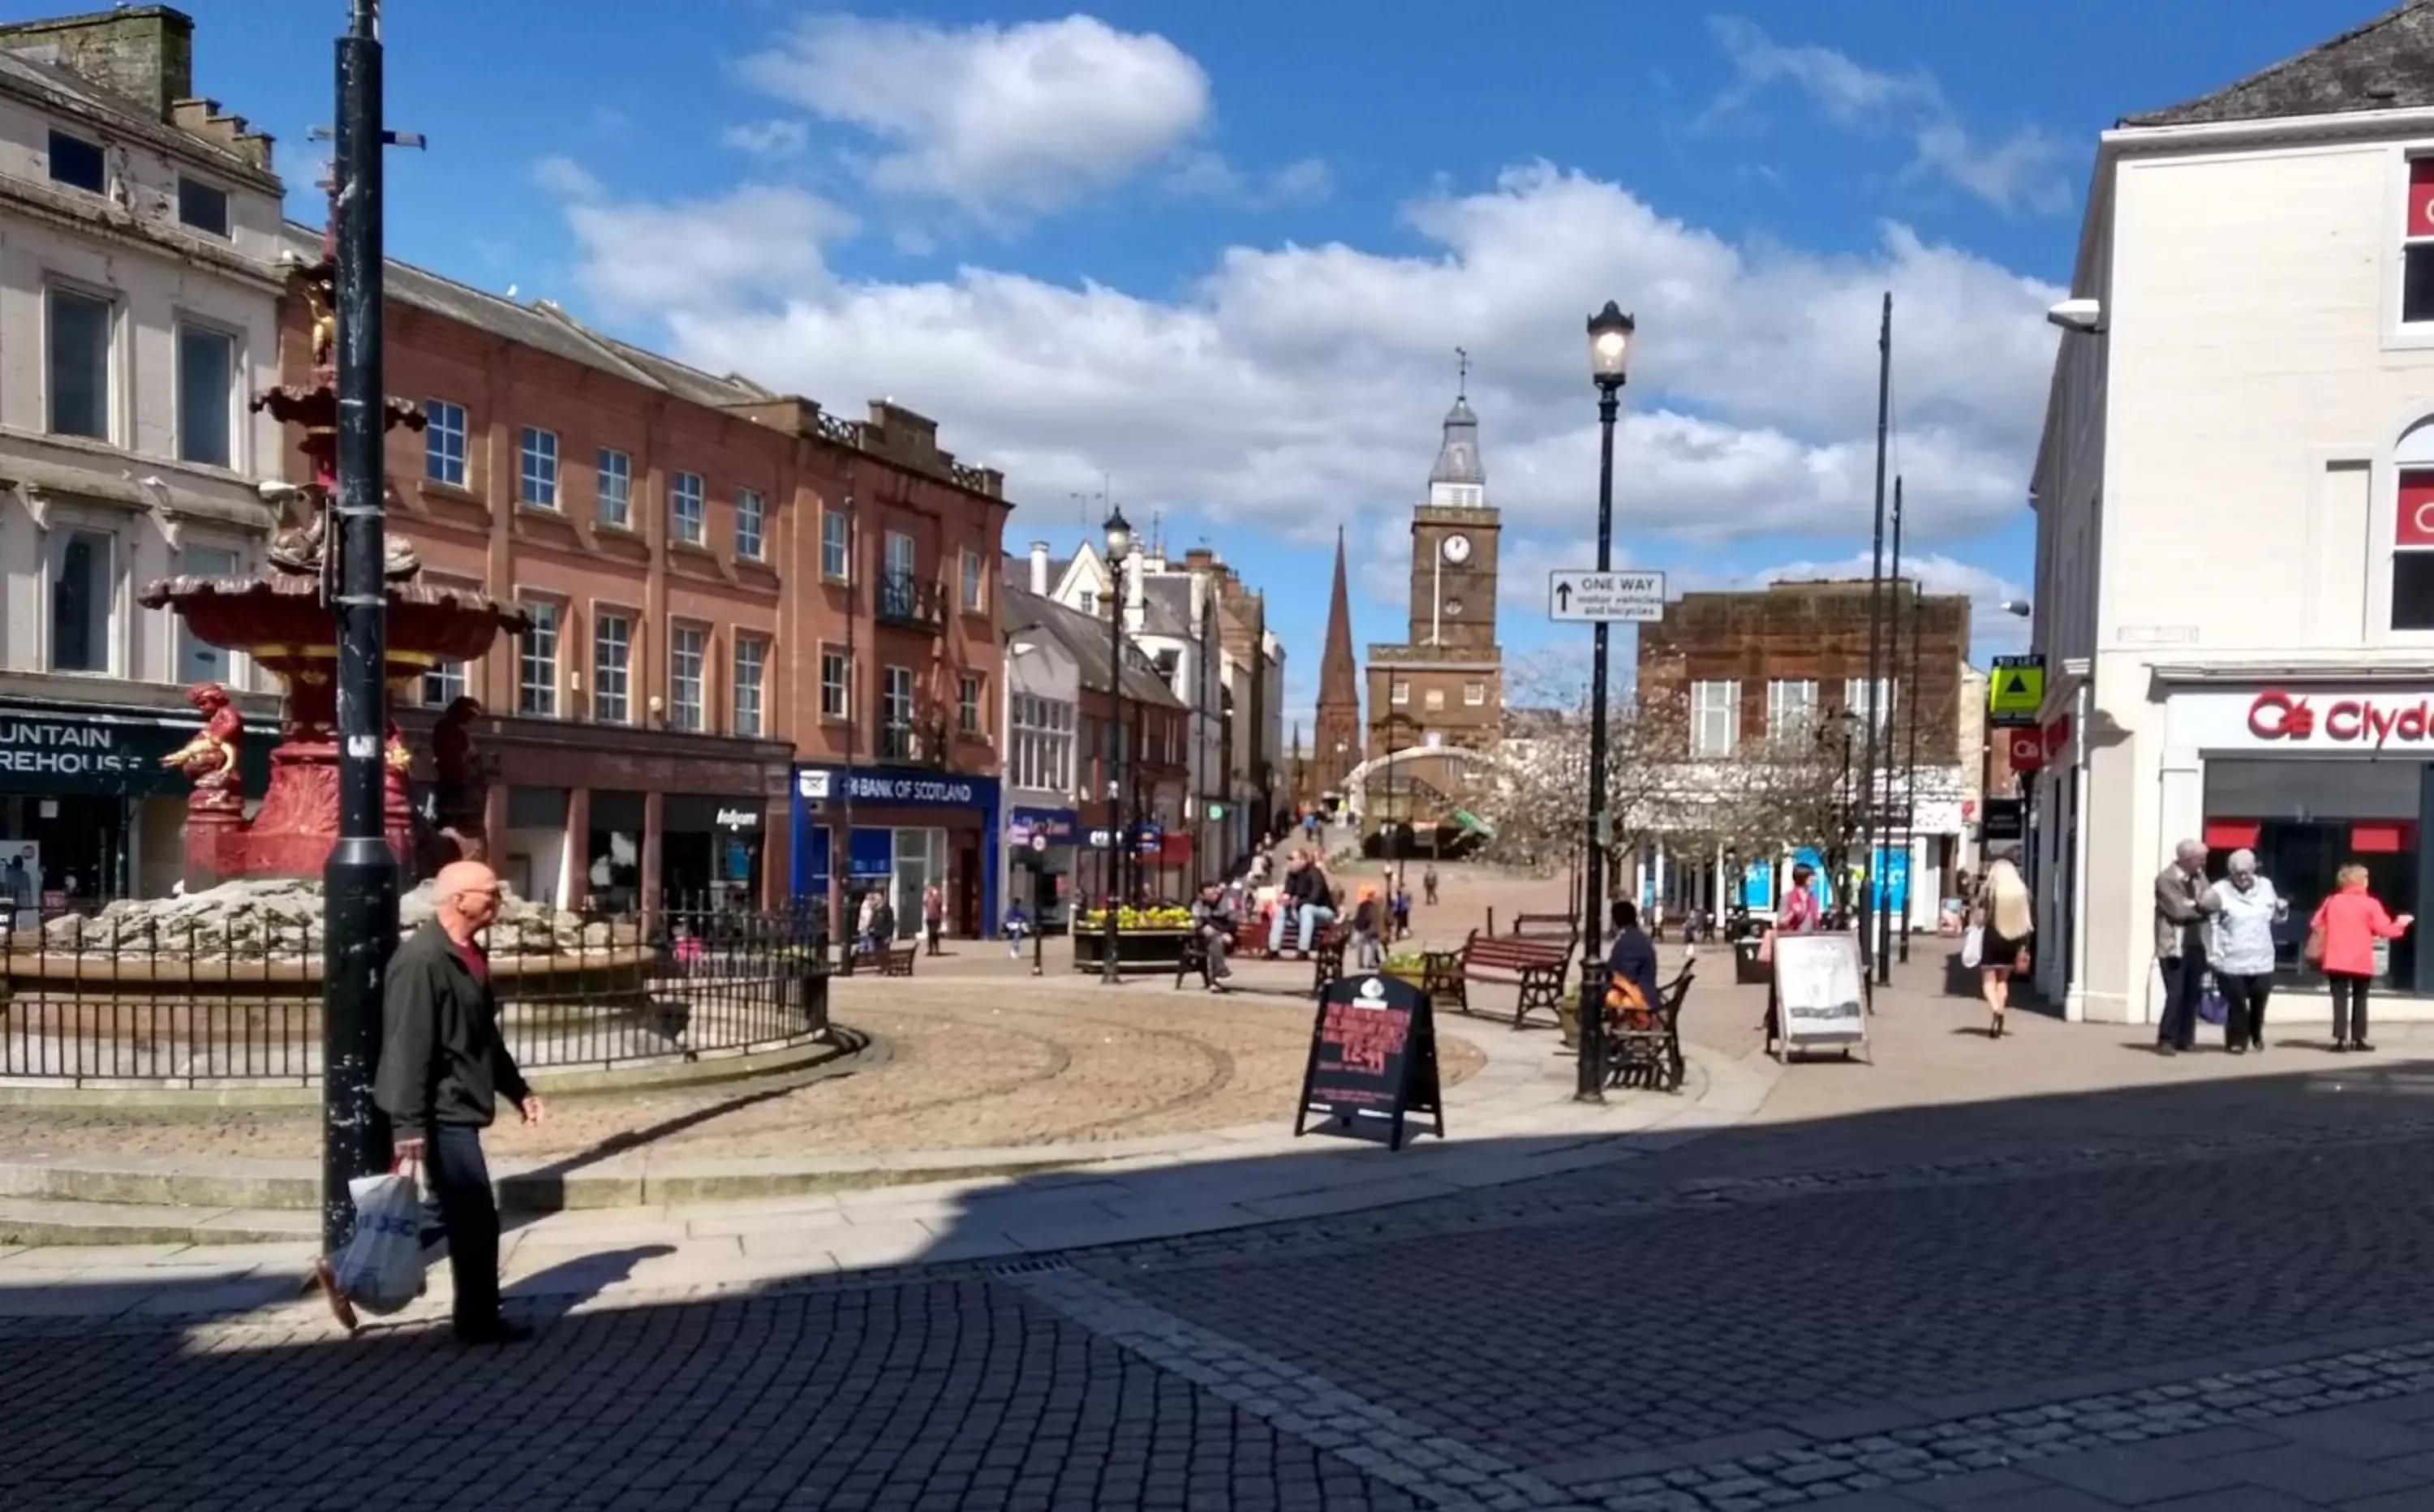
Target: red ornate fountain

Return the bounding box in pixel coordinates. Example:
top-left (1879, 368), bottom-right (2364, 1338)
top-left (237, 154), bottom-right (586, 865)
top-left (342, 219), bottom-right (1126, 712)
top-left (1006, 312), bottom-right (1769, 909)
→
top-left (138, 226), bottom-right (525, 890)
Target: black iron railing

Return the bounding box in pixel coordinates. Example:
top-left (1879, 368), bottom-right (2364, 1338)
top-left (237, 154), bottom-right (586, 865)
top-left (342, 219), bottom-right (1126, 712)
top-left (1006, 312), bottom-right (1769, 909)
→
top-left (874, 570), bottom-right (944, 632)
top-left (0, 900), bottom-right (831, 1086)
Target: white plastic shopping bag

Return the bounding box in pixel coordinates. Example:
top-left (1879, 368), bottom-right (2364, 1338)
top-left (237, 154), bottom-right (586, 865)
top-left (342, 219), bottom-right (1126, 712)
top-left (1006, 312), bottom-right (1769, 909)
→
top-left (329, 1170), bottom-right (426, 1316)
top-left (1959, 926), bottom-right (1985, 969)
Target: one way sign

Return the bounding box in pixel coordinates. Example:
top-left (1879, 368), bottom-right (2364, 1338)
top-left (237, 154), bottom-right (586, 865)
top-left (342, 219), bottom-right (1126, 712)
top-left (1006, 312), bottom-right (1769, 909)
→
top-left (1548, 569), bottom-right (1667, 624)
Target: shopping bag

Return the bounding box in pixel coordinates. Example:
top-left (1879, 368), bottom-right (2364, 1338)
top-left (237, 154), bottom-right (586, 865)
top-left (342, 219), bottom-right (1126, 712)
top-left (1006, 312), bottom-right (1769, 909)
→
top-left (2198, 975), bottom-right (2228, 1026)
top-left (1959, 926), bottom-right (1985, 969)
top-left (329, 1170), bottom-right (426, 1317)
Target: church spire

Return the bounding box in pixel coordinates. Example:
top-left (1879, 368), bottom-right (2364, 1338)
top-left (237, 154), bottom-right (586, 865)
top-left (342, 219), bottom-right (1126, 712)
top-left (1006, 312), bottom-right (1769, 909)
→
top-left (1310, 526), bottom-right (1363, 799)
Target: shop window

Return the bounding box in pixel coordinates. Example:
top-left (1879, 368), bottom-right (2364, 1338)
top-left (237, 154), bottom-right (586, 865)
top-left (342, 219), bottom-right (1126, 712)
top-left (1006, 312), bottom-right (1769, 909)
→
top-left (425, 399), bottom-right (467, 487)
top-left (50, 530), bottom-right (114, 673)
top-left (2406, 157), bottom-right (2434, 324)
top-left (596, 448), bottom-right (631, 529)
top-left (177, 324), bottom-right (235, 468)
top-left (593, 612), bottom-right (631, 724)
top-left (519, 602), bottom-right (560, 716)
top-left (518, 427), bottom-right (559, 509)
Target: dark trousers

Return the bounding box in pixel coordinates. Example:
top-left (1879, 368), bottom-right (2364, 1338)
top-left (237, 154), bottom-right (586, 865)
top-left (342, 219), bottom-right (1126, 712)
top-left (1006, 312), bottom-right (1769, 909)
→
top-left (2159, 944), bottom-right (2208, 1050)
top-left (925, 919), bottom-right (944, 955)
top-left (2329, 971), bottom-right (2372, 1044)
top-left (2219, 970), bottom-right (2272, 1048)
top-left (425, 1123), bottom-right (501, 1334)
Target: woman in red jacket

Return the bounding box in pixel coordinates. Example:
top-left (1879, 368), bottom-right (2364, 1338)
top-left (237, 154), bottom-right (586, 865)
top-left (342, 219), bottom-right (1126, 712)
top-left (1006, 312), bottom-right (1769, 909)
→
top-left (2309, 864), bottom-right (2415, 1053)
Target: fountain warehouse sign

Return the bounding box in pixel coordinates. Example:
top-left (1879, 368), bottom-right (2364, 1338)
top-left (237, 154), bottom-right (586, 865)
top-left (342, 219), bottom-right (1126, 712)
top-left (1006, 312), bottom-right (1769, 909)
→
top-left (0, 702), bottom-right (272, 796)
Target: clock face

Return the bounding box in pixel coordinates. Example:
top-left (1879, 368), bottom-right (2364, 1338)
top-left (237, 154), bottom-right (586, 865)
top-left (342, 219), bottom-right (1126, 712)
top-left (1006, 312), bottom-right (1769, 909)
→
top-left (1440, 533), bottom-right (1472, 565)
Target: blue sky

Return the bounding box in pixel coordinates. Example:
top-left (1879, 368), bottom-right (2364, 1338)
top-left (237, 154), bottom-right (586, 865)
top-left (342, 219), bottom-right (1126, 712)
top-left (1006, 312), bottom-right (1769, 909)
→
top-left (173, 0), bottom-right (2372, 719)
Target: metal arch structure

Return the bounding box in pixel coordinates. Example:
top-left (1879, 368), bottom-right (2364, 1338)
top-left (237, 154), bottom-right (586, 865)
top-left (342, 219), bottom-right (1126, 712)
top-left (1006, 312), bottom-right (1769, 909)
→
top-left (1339, 743), bottom-right (1516, 824)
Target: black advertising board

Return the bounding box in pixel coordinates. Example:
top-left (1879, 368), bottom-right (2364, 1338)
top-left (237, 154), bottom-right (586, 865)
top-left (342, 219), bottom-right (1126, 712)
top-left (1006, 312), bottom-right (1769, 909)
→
top-left (1294, 971), bottom-right (1445, 1150)
top-left (1982, 797), bottom-right (2026, 844)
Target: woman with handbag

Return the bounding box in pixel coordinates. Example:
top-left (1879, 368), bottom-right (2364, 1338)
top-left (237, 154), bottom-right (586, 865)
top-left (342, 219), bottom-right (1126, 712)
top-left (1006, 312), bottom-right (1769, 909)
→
top-left (1973, 849), bottom-right (2035, 1040)
top-left (2307, 865), bottom-right (2413, 1053)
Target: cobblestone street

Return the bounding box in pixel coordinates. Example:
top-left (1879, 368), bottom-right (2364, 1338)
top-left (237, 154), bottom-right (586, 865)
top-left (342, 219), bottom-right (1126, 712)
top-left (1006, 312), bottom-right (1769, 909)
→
top-left (15, 948), bottom-right (2434, 1510)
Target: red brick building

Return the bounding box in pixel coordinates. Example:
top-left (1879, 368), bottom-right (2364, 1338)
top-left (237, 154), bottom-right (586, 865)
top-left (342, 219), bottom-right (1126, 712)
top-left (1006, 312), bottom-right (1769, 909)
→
top-left (274, 234), bottom-right (1010, 930)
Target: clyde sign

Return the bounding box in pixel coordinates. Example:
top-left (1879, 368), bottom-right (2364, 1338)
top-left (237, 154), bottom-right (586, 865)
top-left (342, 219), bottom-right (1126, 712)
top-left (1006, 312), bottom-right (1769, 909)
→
top-left (2247, 689), bottom-right (2434, 748)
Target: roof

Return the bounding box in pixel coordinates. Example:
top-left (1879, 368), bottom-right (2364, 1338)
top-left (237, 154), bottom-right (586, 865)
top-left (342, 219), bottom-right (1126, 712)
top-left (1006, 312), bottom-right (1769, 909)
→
top-left (2121, 0), bottom-right (2434, 127)
top-left (1138, 575), bottom-right (1195, 638)
top-left (0, 41), bottom-right (277, 189)
top-left (1004, 585), bottom-right (1185, 708)
top-left (1429, 396), bottom-right (1486, 487)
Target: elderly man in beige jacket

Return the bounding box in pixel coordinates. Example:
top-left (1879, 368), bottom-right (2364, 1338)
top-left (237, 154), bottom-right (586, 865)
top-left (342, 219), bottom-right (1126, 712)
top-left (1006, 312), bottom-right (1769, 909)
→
top-left (2153, 840), bottom-right (2222, 1055)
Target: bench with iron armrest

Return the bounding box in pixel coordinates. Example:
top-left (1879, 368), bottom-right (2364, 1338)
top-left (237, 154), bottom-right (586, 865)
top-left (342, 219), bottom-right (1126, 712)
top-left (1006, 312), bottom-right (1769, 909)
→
top-left (1307, 921), bottom-right (1351, 998)
top-left (1176, 919), bottom-right (1241, 990)
top-left (1506, 912), bottom-right (1580, 942)
top-left (1436, 928), bottom-right (1576, 1029)
top-left (1605, 965), bottom-right (1693, 1092)
top-left (854, 943), bottom-right (918, 977)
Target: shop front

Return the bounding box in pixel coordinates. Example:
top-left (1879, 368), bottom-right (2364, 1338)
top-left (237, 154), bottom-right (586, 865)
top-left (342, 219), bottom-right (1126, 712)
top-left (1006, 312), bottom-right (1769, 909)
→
top-left (0, 689), bottom-right (276, 913)
top-left (1006, 804), bottom-right (1077, 929)
top-left (791, 764), bottom-right (1002, 940)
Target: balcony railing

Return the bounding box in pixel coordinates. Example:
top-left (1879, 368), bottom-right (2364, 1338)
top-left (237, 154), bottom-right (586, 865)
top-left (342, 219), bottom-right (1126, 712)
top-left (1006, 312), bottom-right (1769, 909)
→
top-left (874, 571), bottom-right (944, 634)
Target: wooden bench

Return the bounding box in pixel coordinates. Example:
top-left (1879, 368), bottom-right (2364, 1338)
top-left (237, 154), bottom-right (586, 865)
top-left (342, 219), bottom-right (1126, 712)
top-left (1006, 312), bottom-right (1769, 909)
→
top-left (1432, 928), bottom-right (1574, 1029)
top-left (854, 945), bottom-right (917, 977)
top-left (1606, 966), bottom-right (1693, 1093)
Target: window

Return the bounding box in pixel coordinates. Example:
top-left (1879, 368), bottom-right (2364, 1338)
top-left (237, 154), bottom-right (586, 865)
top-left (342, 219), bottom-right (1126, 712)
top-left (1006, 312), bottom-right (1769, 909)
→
top-left (961, 550), bottom-right (983, 612)
top-left (1843, 677), bottom-right (1895, 733)
top-left (736, 488), bottom-right (765, 561)
top-left (1010, 694), bottom-right (1075, 791)
top-left (49, 530), bottom-right (113, 673)
top-left (2407, 158), bottom-right (2434, 324)
top-left (177, 544), bottom-right (239, 683)
top-left (176, 324), bottom-right (235, 467)
top-left (596, 449), bottom-right (631, 529)
top-left (1691, 679), bottom-right (1739, 758)
top-left (519, 602), bottom-right (560, 716)
top-left (424, 399), bottom-right (467, 487)
top-left (669, 625), bottom-right (705, 731)
top-left (420, 659), bottom-right (464, 710)
top-left (47, 288), bottom-right (110, 440)
top-left (176, 178), bottom-right (230, 236)
top-left (593, 612), bottom-right (631, 724)
top-left (959, 672), bottom-right (983, 734)
top-left (1464, 681), bottom-right (1486, 707)
top-left (671, 472), bottom-right (705, 545)
top-left (1390, 679), bottom-right (1410, 706)
top-left (1424, 687), bottom-right (1446, 711)
top-left (46, 130), bottom-right (103, 193)
top-left (733, 638), bottom-right (766, 737)
top-left (884, 530), bottom-right (915, 581)
top-left (1765, 679), bottom-right (1817, 745)
top-left (820, 647), bottom-right (850, 719)
top-left (518, 427), bottom-right (559, 508)
top-left (1079, 589), bottom-right (1099, 617)
top-left (884, 663), bottom-right (914, 732)
top-left (822, 509), bottom-right (849, 579)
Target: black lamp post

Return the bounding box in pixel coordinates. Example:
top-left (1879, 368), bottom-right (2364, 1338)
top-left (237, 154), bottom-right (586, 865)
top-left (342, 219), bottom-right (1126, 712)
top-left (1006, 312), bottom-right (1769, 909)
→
top-left (1578, 300), bottom-right (1634, 1103)
top-left (1101, 505), bottom-right (1132, 985)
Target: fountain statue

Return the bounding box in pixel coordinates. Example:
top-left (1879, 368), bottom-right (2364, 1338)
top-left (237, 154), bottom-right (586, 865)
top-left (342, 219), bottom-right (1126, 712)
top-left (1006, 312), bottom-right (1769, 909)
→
top-left (137, 218), bottom-right (526, 891)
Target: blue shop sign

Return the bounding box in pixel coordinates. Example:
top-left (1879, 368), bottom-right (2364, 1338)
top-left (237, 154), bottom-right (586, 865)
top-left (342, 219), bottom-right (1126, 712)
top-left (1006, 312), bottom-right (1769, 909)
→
top-left (1009, 806), bottom-right (1078, 845)
top-left (793, 765), bottom-right (997, 809)
top-left (1087, 823), bottom-right (1163, 854)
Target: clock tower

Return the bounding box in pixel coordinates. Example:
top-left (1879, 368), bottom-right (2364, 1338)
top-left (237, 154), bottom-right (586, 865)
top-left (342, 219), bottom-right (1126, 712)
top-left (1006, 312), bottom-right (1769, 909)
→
top-left (1405, 395), bottom-right (1501, 653)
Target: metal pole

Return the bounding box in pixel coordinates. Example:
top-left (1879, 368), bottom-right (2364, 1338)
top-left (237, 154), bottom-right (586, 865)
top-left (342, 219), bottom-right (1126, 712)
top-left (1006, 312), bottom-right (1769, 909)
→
top-left (322, 0), bottom-right (398, 1256)
top-left (1103, 551), bottom-right (1124, 984)
top-left (1578, 380), bottom-right (1620, 1102)
top-left (1876, 477), bottom-right (1903, 983)
top-left (1857, 292), bottom-right (1892, 978)
top-left (1898, 526), bottom-right (1924, 965)
top-left (837, 483), bottom-right (858, 974)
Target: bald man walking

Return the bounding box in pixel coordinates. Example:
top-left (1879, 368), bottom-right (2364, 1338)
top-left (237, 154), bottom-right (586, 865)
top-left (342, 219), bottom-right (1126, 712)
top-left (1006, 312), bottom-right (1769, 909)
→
top-left (372, 861), bottom-right (546, 1344)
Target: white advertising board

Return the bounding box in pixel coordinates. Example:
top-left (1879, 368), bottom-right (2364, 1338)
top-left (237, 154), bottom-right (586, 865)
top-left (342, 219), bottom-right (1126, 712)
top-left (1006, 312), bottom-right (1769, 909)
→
top-left (1772, 931), bottom-right (1869, 1062)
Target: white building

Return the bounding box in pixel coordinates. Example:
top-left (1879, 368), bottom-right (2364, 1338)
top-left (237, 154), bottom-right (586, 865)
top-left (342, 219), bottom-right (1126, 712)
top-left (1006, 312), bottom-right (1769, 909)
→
top-left (2029, 1), bottom-right (2434, 1022)
top-left (0, 7), bottom-right (286, 904)
top-left (1001, 564), bottom-right (1084, 927)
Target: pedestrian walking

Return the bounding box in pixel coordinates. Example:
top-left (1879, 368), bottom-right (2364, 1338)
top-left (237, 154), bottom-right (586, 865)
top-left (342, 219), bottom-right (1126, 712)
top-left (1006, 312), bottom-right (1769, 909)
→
top-left (2308, 863), bottom-right (2413, 1053)
top-left (1390, 881), bottom-right (1412, 940)
top-left (1422, 863), bottom-right (1439, 907)
top-left (868, 892), bottom-right (897, 951)
top-left (921, 882), bottom-right (945, 956)
top-left (363, 860), bottom-right (544, 1346)
top-left (2208, 849), bottom-right (2285, 1053)
top-left (2153, 840), bottom-right (2222, 1055)
top-left (1349, 882), bottom-right (1385, 971)
top-left (1973, 848), bottom-right (2034, 1040)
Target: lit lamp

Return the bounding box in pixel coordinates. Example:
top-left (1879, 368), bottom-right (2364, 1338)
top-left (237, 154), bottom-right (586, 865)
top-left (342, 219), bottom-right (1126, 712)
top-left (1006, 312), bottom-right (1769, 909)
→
top-left (1574, 299), bottom-right (1636, 1102)
top-left (1102, 505), bottom-right (1131, 986)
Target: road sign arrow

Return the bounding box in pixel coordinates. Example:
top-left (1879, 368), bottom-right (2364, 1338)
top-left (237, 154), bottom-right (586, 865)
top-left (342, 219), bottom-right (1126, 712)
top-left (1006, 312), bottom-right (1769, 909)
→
top-left (1555, 582), bottom-right (1572, 611)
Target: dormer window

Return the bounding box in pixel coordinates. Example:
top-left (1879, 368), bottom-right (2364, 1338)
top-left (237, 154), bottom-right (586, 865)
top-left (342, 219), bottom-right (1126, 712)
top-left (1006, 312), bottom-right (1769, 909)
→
top-left (47, 130), bottom-right (104, 194)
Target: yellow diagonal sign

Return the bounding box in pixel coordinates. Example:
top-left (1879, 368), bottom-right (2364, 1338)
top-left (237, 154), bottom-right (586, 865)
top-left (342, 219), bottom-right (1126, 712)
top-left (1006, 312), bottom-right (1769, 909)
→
top-left (1988, 656), bottom-right (2045, 718)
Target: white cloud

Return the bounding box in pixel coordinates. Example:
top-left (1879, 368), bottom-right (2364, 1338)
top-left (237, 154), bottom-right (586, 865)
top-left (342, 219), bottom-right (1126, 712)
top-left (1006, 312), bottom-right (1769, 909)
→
top-left (723, 118), bottom-right (811, 161)
top-left (737, 15), bottom-right (1211, 219)
top-left (1708, 17), bottom-right (2072, 216)
top-left (544, 161), bottom-right (2056, 560)
top-left (1167, 151), bottom-right (1335, 209)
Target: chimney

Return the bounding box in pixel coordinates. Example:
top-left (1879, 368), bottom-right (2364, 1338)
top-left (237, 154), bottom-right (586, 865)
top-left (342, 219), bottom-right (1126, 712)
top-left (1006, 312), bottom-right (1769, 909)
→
top-left (1027, 540), bottom-right (1050, 595)
top-left (0, 6), bottom-right (194, 121)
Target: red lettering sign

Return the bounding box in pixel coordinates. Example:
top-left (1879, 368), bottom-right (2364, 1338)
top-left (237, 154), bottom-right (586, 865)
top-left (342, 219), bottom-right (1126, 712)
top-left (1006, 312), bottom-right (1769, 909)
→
top-left (2247, 688), bottom-right (2434, 748)
top-left (2402, 469), bottom-right (2434, 548)
top-left (2008, 730), bottom-right (2045, 771)
top-left (2411, 158), bottom-right (2434, 243)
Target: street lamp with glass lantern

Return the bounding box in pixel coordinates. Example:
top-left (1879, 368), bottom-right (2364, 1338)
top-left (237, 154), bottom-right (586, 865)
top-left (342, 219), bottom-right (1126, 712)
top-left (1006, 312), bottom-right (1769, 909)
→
top-left (1576, 300), bottom-right (1634, 1102)
top-left (1101, 505), bottom-right (1132, 985)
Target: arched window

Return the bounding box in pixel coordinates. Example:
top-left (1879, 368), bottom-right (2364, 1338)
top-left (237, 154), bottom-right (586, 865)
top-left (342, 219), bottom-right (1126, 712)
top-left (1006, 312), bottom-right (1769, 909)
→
top-left (2392, 416), bottom-right (2434, 629)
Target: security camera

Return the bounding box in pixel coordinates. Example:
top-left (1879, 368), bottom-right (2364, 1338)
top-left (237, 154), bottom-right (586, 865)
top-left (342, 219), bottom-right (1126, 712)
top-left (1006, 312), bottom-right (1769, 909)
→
top-left (2046, 298), bottom-right (2104, 334)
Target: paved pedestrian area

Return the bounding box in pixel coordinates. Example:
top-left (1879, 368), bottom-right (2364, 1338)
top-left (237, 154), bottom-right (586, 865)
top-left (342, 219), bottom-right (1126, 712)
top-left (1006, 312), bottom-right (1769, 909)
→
top-left (16, 947), bottom-right (2434, 1507)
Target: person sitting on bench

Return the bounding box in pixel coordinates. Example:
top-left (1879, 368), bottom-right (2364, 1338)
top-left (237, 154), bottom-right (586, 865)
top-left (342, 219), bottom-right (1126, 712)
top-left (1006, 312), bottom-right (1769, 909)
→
top-left (1190, 879), bottom-right (1237, 990)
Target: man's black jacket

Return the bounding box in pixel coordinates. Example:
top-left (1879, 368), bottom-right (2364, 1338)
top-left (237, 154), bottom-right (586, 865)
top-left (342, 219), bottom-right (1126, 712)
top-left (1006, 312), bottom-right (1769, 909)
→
top-left (373, 919), bottom-right (530, 1143)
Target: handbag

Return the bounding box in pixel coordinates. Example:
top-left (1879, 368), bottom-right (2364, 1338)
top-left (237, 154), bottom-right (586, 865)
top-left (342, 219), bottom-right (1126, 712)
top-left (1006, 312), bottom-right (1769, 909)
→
top-left (1604, 971), bottom-right (1649, 1015)
top-left (2198, 973), bottom-right (2228, 1026)
top-left (1959, 925), bottom-right (1985, 969)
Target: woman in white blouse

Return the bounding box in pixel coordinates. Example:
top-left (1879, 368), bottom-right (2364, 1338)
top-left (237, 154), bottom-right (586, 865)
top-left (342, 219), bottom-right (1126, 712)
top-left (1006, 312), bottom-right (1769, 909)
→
top-left (2209, 848), bottom-right (2287, 1054)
